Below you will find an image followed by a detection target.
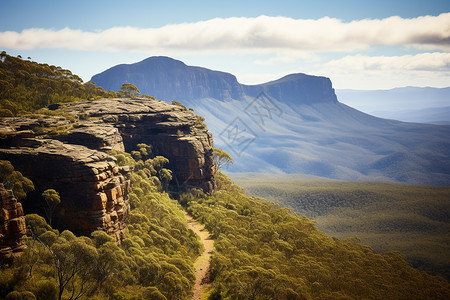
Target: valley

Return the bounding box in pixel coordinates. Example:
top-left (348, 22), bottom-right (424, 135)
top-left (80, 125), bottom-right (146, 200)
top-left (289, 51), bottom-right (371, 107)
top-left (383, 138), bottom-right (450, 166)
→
top-left (231, 173), bottom-right (450, 279)
top-left (1, 52), bottom-right (449, 299)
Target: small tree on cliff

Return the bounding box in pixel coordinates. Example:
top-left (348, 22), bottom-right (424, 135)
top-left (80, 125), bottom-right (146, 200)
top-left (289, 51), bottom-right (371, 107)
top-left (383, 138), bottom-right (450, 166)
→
top-left (213, 148), bottom-right (233, 171)
top-left (42, 189), bottom-right (61, 226)
top-left (118, 83), bottom-right (140, 98)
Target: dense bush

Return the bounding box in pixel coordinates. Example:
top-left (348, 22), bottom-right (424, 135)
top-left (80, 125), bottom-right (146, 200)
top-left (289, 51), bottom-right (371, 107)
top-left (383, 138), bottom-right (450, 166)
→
top-left (183, 171), bottom-right (450, 299)
top-left (235, 176), bottom-right (450, 279)
top-left (0, 151), bottom-right (200, 299)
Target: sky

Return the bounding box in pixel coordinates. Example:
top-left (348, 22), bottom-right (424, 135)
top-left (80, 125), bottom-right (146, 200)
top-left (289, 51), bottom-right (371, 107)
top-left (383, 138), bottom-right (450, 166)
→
top-left (0, 0), bottom-right (449, 90)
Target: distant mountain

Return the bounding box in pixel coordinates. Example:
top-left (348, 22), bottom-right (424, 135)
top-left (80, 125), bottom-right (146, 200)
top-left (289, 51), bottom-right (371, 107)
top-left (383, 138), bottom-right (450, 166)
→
top-left (336, 87), bottom-right (450, 123)
top-left (91, 57), bottom-right (450, 185)
top-left (92, 56), bottom-right (244, 101)
top-left (370, 106), bottom-right (450, 125)
top-left (91, 56), bottom-right (336, 105)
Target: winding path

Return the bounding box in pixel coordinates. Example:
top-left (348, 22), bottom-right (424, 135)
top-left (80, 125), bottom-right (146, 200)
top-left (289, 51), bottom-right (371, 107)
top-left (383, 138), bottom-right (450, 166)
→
top-left (185, 212), bottom-right (214, 300)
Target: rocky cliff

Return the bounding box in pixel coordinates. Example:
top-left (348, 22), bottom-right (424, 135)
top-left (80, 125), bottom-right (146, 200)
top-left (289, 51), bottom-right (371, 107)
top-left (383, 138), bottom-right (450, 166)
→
top-left (0, 184), bottom-right (26, 259)
top-left (0, 97), bottom-right (216, 243)
top-left (62, 98), bottom-right (215, 192)
top-left (0, 138), bottom-right (131, 241)
top-left (243, 73), bottom-right (338, 104)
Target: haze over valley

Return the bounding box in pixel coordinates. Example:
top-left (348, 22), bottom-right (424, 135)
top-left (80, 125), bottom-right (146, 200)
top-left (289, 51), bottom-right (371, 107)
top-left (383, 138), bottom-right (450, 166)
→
top-left (92, 56), bottom-right (450, 186)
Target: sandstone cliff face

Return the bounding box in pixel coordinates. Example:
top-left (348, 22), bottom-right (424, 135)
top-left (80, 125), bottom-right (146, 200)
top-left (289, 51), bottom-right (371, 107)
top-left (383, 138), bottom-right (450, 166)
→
top-left (0, 139), bottom-right (130, 241)
top-left (0, 184), bottom-right (26, 259)
top-left (0, 98), bottom-right (215, 244)
top-left (63, 98), bottom-right (215, 192)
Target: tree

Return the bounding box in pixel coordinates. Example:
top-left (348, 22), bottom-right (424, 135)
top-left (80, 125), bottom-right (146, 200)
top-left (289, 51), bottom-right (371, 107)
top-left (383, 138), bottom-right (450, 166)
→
top-left (41, 189), bottom-right (61, 226)
top-left (213, 148), bottom-right (233, 171)
top-left (0, 160), bottom-right (34, 200)
top-left (119, 83), bottom-right (140, 98)
top-left (50, 236), bottom-right (99, 300)
top-left (137, 143), bottom-right (153, 160)
top-left (159, 168), bottom-right (172, 192)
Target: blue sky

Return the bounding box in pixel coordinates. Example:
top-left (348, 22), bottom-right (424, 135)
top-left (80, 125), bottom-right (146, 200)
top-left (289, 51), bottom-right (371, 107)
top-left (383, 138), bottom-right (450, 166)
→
top-left (1, 0), bottom-right (449, 89)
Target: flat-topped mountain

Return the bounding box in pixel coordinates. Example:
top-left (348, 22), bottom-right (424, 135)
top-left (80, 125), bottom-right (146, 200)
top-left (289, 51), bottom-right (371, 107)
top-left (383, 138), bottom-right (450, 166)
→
top-left (92, 57), bottom-right (450, 185)
top-left (92, 57), bottom-right (337, 105)
top-left (92, 56), bottom-right (245, 101)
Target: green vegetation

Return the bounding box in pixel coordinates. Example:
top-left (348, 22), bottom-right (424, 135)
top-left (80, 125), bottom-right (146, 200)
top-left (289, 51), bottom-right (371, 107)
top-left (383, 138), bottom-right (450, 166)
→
top-left (0, 52), bottom-right (116, 114)
top-left (1, 56), bottom-right (449, 298)
top-left (182, 172), bottom-right (450, 299)
top-left (0, 149), bottom-right (201, 299)
top-left (233, 174), bottom-right (450, 280)
top-left (171, 100), bottom-right (187, 110)
top-left (117, 83), bottom-right (140, 99)
top-left (41, 189), bottom-right (60, 227)
top-left (0, 160), bottom-right (34, 200)
top-left (194, 115), bottom-right (207, 129)
top-left (212, 148), bottom-right (233, 171)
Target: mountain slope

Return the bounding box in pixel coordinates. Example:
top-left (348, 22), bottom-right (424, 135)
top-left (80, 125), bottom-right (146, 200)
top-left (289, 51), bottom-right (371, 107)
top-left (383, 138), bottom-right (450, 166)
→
top-left (91, 57), bottom-right (450, 185)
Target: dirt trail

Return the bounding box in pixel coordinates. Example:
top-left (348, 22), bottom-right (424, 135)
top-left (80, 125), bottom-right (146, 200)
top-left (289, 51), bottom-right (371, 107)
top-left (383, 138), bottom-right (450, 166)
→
top-left (185, 211), bottom-right (214, 300)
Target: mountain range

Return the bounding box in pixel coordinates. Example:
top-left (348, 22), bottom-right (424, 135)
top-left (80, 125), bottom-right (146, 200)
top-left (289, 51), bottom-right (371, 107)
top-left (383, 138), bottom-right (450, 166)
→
top-left (91, 57), bottom-right (450, 185)
top-left (337, 87), bottom-right (450, 124)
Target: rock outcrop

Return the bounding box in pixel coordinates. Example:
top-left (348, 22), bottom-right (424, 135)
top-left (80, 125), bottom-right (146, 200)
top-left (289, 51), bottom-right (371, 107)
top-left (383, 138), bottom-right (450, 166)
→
top-left (0, 139), bottom-right (130, 241)
top-left (0, 184), bottom-right (26, 259)
top-left (0, 97), bottom-right (215, 244)
top-left (62, 98), bottom-right (215, 192)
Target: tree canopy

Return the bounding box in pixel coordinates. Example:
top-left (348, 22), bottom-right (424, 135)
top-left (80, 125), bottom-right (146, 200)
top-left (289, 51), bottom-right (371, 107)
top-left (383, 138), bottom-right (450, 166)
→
top-left (41, 189), bottom-right (61, 226)
top-left (0, 52), bottom-right (116, 115)
top-left (213, 148), bottom-right (233, 171)
top-left (118, 83), bottom-right (140, 98)
top-left (0, 160), bottom-right (34, 200)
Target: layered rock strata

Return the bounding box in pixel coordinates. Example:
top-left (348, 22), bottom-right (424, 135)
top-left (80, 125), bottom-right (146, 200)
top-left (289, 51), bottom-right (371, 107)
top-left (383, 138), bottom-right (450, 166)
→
top-left (0, 97), bottom-right (215, 247)
top-left (0, 184), bottom-right (26, 259)
top-left (0, 139), bottom-right (130, 241)
top-left (63, 98), bottom-right (215, 192)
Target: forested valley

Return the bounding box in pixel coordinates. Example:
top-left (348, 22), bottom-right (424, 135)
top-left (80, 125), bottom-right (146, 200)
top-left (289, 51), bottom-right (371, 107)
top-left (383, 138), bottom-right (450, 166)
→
top-left (0, 53), bottom-right (449, 299)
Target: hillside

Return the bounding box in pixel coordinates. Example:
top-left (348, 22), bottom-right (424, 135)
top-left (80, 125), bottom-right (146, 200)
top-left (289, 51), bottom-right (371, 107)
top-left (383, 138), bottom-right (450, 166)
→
top-left (91, 57), bottom-right (450, 186)
top-left (232, 173), bottom-right (450, 279)
top-left (0, 52), bottom-right (115, 114)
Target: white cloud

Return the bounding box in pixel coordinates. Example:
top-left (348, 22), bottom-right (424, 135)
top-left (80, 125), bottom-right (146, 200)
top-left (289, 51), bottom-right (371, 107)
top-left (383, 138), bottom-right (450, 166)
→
top-left (1, 13), bottom-right (449, 54)
top-left (319, 52), bottom-right (450, 89)
top-left (323, 52), bottom-right (450, 71)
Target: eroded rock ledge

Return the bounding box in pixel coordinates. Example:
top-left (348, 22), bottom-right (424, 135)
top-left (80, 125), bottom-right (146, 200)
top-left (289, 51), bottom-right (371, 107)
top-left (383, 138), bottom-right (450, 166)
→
top-left (0, 139), bottom-right (130, 241)
top-left (0, 97), bottom-right (215, 246)
top-left (62, 98), bottom-right (215, 192)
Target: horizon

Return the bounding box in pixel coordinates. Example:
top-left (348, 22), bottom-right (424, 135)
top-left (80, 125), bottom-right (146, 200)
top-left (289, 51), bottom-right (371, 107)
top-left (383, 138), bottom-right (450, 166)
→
top-left (1, 0), bottom-right (449, 90)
